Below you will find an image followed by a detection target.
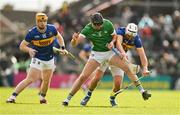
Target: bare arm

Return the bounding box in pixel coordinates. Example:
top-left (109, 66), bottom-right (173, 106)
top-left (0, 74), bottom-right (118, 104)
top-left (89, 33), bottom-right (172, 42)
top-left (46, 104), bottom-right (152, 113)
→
top-left (136, 47), bottom-right (148, 69)
top-left (55, 32), bottom-right (68, 55)
top-left (107, 34), bottom-right (117, 49)
top-left (116, 35), bottom-right (126, 54)
top-left (19, 40), bottom-right (31, 52)
top-left (56, 32), bottom-right (65, 47)
top-left (20, 40), bottom-right (37, 58)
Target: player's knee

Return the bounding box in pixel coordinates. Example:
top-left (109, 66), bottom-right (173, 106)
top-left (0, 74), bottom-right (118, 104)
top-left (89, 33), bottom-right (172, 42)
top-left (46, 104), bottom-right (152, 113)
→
top-left (94, 75), bottom-right (101, 82)
top-left (25, 77), bottom-right (34, 83)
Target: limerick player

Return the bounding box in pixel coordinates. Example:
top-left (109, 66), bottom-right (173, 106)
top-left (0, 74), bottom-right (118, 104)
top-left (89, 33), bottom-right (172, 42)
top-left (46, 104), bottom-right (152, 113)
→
top-left (62, 12), bottom-right (151, 106)
top-left (6, 13), bottom-right (68, 104)
top-left (80, 23), bottom-right (151, 107)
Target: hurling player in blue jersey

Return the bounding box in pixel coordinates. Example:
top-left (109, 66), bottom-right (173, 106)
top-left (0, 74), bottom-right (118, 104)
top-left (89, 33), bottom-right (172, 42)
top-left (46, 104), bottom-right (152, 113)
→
top-left (80, 23), bottom-right (151, 107)
top-left (6, 13), bottom-right (68, 104)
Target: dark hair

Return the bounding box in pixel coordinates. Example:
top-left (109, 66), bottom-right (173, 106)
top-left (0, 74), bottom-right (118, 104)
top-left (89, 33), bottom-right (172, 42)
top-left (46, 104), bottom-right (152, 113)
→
top-left (90, 12), bottom-right (103, 25)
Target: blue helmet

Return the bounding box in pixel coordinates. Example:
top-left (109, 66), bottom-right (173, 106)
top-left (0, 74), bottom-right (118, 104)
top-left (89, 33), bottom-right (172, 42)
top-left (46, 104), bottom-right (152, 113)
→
top-left (83, 44), bottom-right (91, 52)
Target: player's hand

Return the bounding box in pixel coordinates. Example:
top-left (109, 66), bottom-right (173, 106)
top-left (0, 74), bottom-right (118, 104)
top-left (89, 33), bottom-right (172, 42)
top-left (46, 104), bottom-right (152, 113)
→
top-left (59, 49), bottom-right (68, 55)
top-left (107, 42), bottom-right (114, 49)
top-left (28, 48), bottom-right (38, 58)
top-left (72, 32), bottom-right (79, 41)
top-left (121, 52), bottom-right (128, 60)
top-left (142, 67), bottom-right (151, 76)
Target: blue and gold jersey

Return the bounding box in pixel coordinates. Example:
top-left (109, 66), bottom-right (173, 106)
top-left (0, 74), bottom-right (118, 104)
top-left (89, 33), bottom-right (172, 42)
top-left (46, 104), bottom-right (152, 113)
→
top-left (25, 24), bottom-right (58, 61)
top-left (116, 27), bottom-right (142, 52)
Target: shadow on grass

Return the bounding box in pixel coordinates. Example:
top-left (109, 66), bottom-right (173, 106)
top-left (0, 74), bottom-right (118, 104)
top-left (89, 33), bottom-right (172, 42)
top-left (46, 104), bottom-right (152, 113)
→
top-left (62, 105), bottom-right (146, 108)
top-left (5, 102), bottom-right (41, 105)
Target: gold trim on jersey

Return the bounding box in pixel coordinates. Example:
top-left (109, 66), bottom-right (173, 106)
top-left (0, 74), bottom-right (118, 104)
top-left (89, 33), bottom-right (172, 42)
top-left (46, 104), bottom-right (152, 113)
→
top-left (32, 37), bottom-right (54, 47)
top-left (122, 43), bottom-right (134, 50)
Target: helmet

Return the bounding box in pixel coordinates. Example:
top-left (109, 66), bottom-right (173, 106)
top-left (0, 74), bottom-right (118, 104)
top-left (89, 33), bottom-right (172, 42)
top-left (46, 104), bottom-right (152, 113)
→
top-left (125, 23), bottom-right (138, 37)
top-left (36, 13), bottom-right (48, 21)
top-left (90, 12), bottom-right (103, 25)
top-left (83, 44), bottom-right (91, 52)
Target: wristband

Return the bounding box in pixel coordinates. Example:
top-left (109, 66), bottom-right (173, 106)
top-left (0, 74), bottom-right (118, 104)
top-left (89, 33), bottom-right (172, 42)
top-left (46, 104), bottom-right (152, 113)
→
top-left (61, 46), bottom-right (65, 50)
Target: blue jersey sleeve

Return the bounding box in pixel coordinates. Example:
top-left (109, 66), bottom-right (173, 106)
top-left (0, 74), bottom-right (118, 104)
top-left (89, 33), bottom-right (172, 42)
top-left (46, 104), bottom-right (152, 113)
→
top-left (116, 27), bottom-right (125, 36)
top-left (25, 31), bottom-right (32, 42)
top-left (134, 35), bottom-right (142, 48)
top-left (51, 25), bottom-right (58, 36)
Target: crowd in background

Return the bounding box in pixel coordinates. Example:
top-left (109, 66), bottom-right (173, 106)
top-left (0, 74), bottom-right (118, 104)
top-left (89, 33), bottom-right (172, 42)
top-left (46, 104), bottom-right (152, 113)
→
top-left (0, 1), bottom-right (180, 89)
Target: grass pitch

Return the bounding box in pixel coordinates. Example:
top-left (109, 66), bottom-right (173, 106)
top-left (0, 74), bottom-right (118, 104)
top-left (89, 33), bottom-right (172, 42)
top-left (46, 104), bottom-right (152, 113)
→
top-left (0, 87), bottom-right (179, 115)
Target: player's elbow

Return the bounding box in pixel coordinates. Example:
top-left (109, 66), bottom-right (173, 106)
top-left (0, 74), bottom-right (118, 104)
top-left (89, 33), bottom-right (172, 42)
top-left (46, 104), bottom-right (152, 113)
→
top-left (19, 42), bottom-right (24, 51)
top-left (19, 41), bottom-right (28, 52)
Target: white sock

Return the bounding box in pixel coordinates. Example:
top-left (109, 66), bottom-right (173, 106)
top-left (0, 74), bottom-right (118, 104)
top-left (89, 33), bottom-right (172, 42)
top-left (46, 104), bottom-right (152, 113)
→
top-left (64, 98), bottom-right (70, 102)
top-left (9, 95), bottom-right (16, 100)
top-left (40, 95), bottom-right (45, 100)
top-left (140, 89), bottom-right (145, 93)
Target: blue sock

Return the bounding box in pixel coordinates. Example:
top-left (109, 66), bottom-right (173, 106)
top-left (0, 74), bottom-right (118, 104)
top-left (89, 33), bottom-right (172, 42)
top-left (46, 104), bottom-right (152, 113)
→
top-left (87, 90), bottom-right (92, 97)
top-left (12, 92), bottom-right (18, 97)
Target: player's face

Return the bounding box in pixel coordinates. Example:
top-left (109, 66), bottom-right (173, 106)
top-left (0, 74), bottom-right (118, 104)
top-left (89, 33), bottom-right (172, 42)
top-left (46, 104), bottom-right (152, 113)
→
top-left (92, 23), bottom-right (103, 30)
top-left (37, 20), bottom-right (47, 30)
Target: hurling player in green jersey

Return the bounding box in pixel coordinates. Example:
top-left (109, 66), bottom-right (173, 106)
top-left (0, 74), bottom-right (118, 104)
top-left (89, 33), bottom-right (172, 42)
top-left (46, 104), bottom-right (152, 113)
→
top-left (80, 23), bottom-right (151, 107)
top-left (62, 12), bottom-right (150, 106)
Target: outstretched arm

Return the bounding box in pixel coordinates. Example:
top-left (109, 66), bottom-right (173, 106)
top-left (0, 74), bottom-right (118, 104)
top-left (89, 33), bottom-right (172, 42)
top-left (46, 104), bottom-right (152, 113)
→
top-left (56, 32), bottom-right (66, 48)
top-left (136, 47), bottom-right (150, 76)
top-left (116, 35), bottom-right (127, 59)
top-left (71, 32), bottom-right (85, 47)
top-left (56, 32), bottom-right (68, 55)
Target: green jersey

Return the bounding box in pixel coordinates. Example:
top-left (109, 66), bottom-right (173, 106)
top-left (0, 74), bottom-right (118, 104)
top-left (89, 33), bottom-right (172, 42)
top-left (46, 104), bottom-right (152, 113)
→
top-left (80, 19), bottom-right (116, 52)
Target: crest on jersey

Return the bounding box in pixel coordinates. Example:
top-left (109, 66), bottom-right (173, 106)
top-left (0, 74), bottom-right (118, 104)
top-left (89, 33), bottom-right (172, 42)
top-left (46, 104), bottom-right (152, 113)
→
top-left (42, 34), bottom-right (47, 38)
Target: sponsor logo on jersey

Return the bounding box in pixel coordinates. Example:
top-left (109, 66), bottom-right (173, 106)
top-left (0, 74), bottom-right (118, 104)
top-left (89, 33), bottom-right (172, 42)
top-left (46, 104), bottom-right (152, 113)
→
top-left (32, 37), bottom-right (54, 47)
top-left (42, 34), bottom-right (47, 38)
top-left (34, 35), bottom-right (40, 39)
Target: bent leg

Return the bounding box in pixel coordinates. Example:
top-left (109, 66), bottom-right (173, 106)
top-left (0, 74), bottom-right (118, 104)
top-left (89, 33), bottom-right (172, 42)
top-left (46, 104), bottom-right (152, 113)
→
top-left (14, 67), bottom-right (41, 94)
top-left (88, 69), bottom-right (104, 91)
top-left (40, 69), bottom-right (54, 95)
top-left (69, 59), bottom-right (100, 95)
top-left (6, 67), bottom-right (41, 103)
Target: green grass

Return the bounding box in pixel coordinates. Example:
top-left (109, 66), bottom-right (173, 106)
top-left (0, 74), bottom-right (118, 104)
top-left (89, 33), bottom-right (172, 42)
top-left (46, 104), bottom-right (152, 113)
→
top-left (0, 87), bottom-right (180, 115)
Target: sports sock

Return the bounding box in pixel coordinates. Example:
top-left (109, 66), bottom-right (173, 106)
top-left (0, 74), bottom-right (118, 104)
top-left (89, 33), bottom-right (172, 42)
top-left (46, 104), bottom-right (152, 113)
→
top-left (39, 93), bottom-right (46, 100)
top-left (10, 92), bottom-right (18, 100)
top-left (64, 93), bottom-right (73, 102)
top-left (136, 84), bottom-right (145, 93)
top-left (134, 80), bottom-right (145, 93)
top-left (86, 90), bottom-right (92, 97)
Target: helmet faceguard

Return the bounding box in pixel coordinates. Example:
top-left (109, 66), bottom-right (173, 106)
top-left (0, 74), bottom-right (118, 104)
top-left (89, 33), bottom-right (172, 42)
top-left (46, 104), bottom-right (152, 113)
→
top-left (125, 23), bottom-right (138, 37)
top-left (90, 12), bottom-right (103, 26)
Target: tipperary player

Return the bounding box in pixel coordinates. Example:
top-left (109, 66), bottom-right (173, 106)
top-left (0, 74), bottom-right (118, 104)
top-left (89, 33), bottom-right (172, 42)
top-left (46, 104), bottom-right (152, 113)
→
top-left (6, 13), bottom-right (68, 104)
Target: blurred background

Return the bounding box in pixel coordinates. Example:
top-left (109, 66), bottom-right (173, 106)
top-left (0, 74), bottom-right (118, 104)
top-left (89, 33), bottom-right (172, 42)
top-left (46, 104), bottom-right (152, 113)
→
top-left (0, 0), bottom-right (180, 90)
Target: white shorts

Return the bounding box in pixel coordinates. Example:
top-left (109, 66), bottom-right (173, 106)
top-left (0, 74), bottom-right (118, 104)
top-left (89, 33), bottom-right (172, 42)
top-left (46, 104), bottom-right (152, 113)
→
top-left (30, 58), bottom-right (56, 70)
top-left (98, 61), bottom-right (124, 77)
top-left (89, 50), bottom-right (115, 64)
